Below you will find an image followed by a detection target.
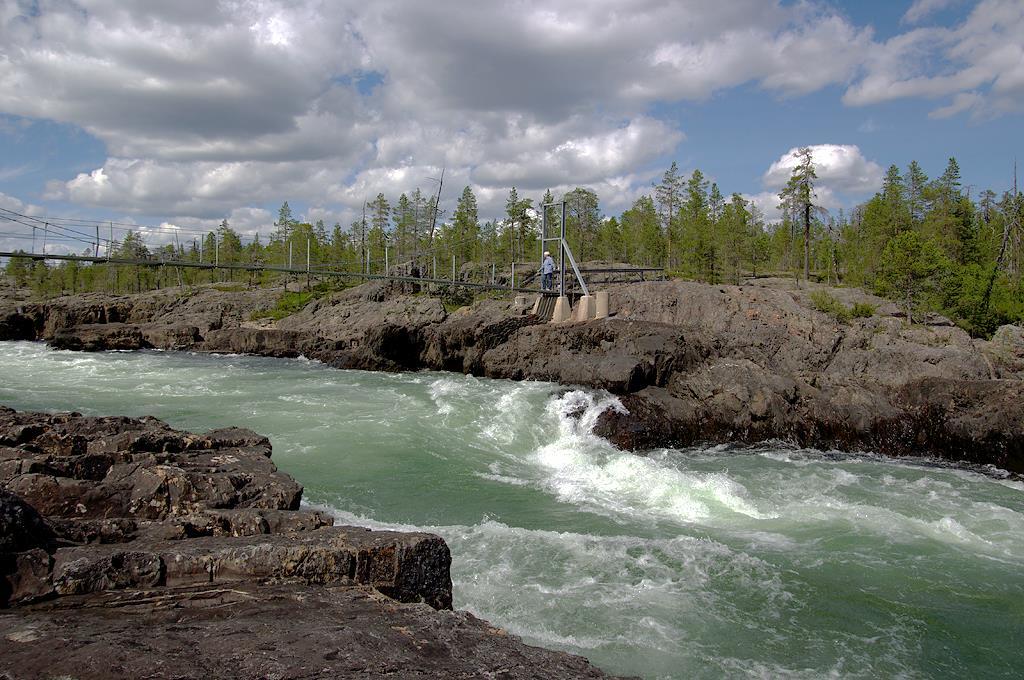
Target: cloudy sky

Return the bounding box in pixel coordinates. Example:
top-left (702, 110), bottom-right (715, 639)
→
top-left (1, 0), bottom-right (1022, 253)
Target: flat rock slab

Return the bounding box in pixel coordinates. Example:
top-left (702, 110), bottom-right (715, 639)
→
top-left (49, 525), bottom-right (452, 610)
top-left (0, 583), bottom-right (624, 679)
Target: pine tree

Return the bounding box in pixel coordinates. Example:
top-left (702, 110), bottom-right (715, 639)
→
top-left (878, 231), bottom-right (944, 323)
top-left (720, 193), bottom-right (751, 284)
top-left (620, 196), bottom-right (662, 266)
top-left (410, 188), bottom-right (430, 258)
top-left (392, 194), bottom-right (414, 263)
top-left (778, 148), bottom-right (817, 281)
top-left (564, 187), bottom-right (600, 262)
top-left (906, 161), bottom-right (929, 228)
top-left (367, 193), bottom-right (391, 270)
top-left (655, 162), bottom-right (683, 268)
top-left (596, 216), bottom-right (623, 261)
top-left (881, 165), bottom-right (908, 236)
top-left (504, 187), bottom-right (521, 262)
top-left (680, 169), bottom-right (713, 280)
top-left (273, 202), bottom-right (294, 244)
top-left (709, 183), bottom-right (724, 223)
top-left (453, 186), bottom-right (480, 264)
top-left (216, 219), bottom-right (242, 264)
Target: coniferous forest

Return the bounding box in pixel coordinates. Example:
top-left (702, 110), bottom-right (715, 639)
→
top-left (5, 151), bottom-right (1023, 337)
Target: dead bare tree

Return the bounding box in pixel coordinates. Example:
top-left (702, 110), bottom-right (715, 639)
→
top-left (982, 161), bottom-right (1021, 311)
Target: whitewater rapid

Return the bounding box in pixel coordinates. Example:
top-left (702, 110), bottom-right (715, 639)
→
top-left (2, 341), bottom-right (1022, 679)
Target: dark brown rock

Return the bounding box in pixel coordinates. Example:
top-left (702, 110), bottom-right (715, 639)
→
top-left (0, 489), bottom-right (53, 555)
top-left (49, 526), bottom-right (451, 609)
top-left (202, 327), bottom-right (310, 357)
top-left (0, 409), bottom-right (302, 520)
top-left (0, 584), bottom-right (623, 679)
top-left (50, 322), bottom-right (151, 351)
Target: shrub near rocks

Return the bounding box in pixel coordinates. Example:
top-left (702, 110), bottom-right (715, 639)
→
top-left (810, 290), bottom-right (875, 323)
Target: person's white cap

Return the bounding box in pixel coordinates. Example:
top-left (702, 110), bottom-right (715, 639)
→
top-left (544, 250), bottom-right (550, 255)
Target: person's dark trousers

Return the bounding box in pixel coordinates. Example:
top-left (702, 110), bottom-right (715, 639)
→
top-left (542, 273), bottom-right (552, 290)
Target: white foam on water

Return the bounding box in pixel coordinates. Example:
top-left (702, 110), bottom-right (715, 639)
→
top-left (715, 656), bottom-right (847, 680)
top-left (528, 390), bottom-right (774, 524)
top-left (426, 374), bottom-right (468, 416)
top-left (275, 394), bottom-right (323, 406)
top-left (993, 476), bottom-right (1024, 492)
top-left (480, 383), bottom-right (547, 446)
top-left (830, 468), bottom-right (860, 486)
top-left (317, 505), bottom-right (792, 641)
top-left (473, 471), bottom-right (531, 487)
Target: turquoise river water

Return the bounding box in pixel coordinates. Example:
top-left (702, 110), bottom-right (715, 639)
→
top-left (1, 341), bottom-right (1022, 679)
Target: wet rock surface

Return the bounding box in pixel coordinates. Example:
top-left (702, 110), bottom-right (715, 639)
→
top-left (2, 278), bottom-right (1023, 471)
top-left (0, 407), bottom-right (618, 679)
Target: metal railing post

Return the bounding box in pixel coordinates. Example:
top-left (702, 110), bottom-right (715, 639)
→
top-left (559, 201), bottom-right (567, 297)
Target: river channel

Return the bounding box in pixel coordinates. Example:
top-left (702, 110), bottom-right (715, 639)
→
top-left (2, 341), bottom-right (1022, 679)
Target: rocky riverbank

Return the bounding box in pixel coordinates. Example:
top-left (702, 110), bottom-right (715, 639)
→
top-left (2, 278), bottom-right (1023, 471)
top-left (0, 406), bottom-right (619, 679)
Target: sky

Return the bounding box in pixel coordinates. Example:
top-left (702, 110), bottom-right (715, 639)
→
top-left (0, 0), bottom-right (1022, 254)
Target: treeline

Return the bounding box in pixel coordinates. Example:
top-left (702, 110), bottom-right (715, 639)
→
top-left (5, 154), bottom-right (1022, 336)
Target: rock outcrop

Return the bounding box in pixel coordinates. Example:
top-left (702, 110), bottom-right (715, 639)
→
top-left (0, 407), bottom-right (618, 679)
top-left (3, 278), bottom-right (1023, 471)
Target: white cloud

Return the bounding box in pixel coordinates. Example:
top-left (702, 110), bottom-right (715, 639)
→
top-left (473, 117), bottom-right (683, 189)
top-left (744, 191), bottom-right (783, 222)
top-left (0, 0), bottom-right (891, 221)
top-left (0, 0), bottom-right (1012, 228)
top-left (929, 91), bottom-right (985, 118)
top-left (753, 144), bottom-right (882, 222)
top-left (903, 0), bottom-right (963, 25)
top-left (0, 191), bottom-right (79, 255)
top-left (763, 144), bottom-right (884, 195)
top-left (45, 158), bottom-right (361, 218)
top-left (844, 0), bottom-right (1024, 118)
top-left (0, 191), bottom-right (43, 217)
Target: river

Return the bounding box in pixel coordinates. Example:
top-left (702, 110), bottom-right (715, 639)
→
top-left (2, 341), bottom-right (1022, 679)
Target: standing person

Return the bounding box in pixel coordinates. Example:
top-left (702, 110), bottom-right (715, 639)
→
top-left (541, 250), bottom-right (555, 291)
